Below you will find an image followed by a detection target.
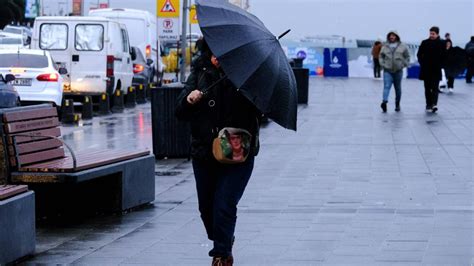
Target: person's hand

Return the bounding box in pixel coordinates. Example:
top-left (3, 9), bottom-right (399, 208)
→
top-left (187, 90), bottom-right (203, 104)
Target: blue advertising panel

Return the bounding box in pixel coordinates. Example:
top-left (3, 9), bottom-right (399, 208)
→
top-left (285, 46), bottom-right (324, 76)
top-left (323, 48), bottom-right (349, 77)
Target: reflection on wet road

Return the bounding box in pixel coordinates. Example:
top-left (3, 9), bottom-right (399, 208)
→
top-left (60, 104), bottom-right (153, 153)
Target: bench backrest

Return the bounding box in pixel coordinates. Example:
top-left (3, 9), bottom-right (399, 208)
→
top-left (1, 106), bottom-right (64, 171)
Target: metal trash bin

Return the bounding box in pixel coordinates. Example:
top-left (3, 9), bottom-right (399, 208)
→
top-left (292, 68), bottom-right (309, 104)
top-left (292, 58), bottom-right (304, 68)
top-left (151, 82), bottom-right (191, 159)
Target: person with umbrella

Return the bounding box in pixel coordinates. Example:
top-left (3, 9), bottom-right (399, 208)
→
top-left (444, 39), bottom-right (467, 93)
top-left (176, 1), bottom-right (297, 265)
top-left (175, 40), bottom-right (260, 265)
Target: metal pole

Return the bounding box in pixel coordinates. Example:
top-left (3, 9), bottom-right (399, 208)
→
top-left (179, 0), bottom-right (188, 82)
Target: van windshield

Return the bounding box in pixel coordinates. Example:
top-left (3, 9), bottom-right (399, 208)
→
top-left (119, 18), bottom-right (146, 45)
top-left (40, 23), bottom-right (68, 50)
top-left (75, 24), bottom-right (104, 51)
top-left (0, 54), bottom-right (49, 68)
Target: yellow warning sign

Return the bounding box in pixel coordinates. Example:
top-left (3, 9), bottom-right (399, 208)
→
top-left (157, 0), bottom-right (180, 18)
top-left (189, 4), bottom-right (198, 24)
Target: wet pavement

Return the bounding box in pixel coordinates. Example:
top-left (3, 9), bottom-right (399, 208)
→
top-left (22, 78), bottom-right (473, 265)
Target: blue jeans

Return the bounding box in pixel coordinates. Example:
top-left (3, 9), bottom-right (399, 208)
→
top-left (192, 156), bottom-right (254, 257)
top-left (383, 70), bottom-right (403, 103)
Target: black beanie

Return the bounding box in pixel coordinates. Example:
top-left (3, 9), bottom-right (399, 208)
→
top-left (430, 26), bottom-right (439, 34)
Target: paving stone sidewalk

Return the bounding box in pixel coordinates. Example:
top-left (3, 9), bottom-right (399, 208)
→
top-left (23, 78), bottom-right (473, 266)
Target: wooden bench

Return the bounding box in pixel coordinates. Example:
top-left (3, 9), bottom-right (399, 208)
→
top-left (0, 185), bottom-right (35, 264)
top-left (0, 104), bottom-right (155, 216)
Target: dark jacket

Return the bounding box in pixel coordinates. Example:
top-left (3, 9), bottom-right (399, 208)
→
top-left (465, 40), bottom-right (474, 56)
top-left (175, 57), bottom-right (260, 160)
top-left (444, 47), bottom-right (467, 78)
top-left (417, 37), bottom-right (446, 81)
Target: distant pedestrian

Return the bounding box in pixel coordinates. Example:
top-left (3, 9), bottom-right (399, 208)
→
top-left (445, 40), bottom-right (456, 92)
top-left (444, 39), bottom-right (468, 93)
top-left (417, 26), bottom-right (446, 113)
top-left (379, 31), bottom-right (410, 112)
top-left (465, 36), bottom-right (474, 83)
top-left (445, 32), bottom-right (451, 40)
top-left (372, 41), bottom-right (382, 78)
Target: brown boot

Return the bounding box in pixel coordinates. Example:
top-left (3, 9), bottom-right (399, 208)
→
top-left (212, 256), bottom-right (233, 266)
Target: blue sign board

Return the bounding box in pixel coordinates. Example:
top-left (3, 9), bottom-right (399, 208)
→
top-left (323, 48), bottom-right (349, 77)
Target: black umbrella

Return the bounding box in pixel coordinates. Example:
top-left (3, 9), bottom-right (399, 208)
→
top-left (196, 0), bottom-right (298, 131)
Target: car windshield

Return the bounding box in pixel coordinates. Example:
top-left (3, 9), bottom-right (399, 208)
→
top-left (3, 27), bottom-right (22, 35)
top-left (0, 54), bottom-right (49, 68)
top-left (0, 37), bottom-right (22, 45)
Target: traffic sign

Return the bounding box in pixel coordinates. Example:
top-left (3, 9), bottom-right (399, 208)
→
top-left (157, 0), bottom-right (180, 18)
top-left (189, 4), bottom-right (198, 24)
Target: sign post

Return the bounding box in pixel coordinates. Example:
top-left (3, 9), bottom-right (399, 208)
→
top-left (179, 0), bottom-right (188, 82)
top-left (157, 0), bottom-right (180, 42)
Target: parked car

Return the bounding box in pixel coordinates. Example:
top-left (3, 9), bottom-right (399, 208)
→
top-left (3, 25), bottom-right (32, 45)
top-left (31, 16), bottom-right (135, 98)
top-left (0, 74), bottom-right (20, 108)
top-left (0, 32), bottom-right (26, 49)
top-left (131, 46), bottom-right (153, 91)
top-left (0, 49), bottom-right (65, 107)
top-left (89, 8), bottom-right (165, 84)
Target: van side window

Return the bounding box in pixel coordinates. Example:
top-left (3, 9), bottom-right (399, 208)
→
top-left (120, 29), bottom-right (129, 53)
top-left (40, 23), bottom-right (68, 50)
top-left (75, 24), bottom-right (104, 51)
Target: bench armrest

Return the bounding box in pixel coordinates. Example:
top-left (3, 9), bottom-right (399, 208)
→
top-left (12, 134), bottom-right (77, 169)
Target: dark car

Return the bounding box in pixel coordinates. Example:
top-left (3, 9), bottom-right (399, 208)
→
top-left (132, 46), bottom-right (154, 90)
top-left (0, 74), bottom-right (20, 108)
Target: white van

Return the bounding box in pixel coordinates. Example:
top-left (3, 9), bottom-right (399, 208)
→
top-left (31, 16), bottom-right (135, 97)
top-left (89, 8), bottom-right (164, 84)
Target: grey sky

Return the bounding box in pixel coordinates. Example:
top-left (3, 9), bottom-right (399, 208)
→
top-left (44, 0), bottom-right (474, 45)
top-left (251, 0), bottom-right (473, 45)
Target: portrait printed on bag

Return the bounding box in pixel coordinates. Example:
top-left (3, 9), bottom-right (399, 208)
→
top-left (221, 129), bottom-right (251, 162)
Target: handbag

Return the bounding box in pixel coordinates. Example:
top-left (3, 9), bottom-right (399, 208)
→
top-left (212, 127), bottom-right (252, 164)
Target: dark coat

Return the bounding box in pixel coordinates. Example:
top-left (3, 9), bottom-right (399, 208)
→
top-left (175, 57), bottom-right (260, 160)
top-left (417, 37), bottom-right (446, 81)
top-left (444, 47), bottom-right (467, 78)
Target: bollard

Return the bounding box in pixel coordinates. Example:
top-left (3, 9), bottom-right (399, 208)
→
top-left (82, 96), bottom-right (93, 120)
top-left (61, 99), bottom-right (80, 124)
top-left (147, 83), bottom-right (155, 100)
top-left (136, 84), bottom-right (147, 104)
top-left (98, 93), bottom-right (111, 116)
top-left (111, 89), bottom-right (124, 113)
top-left (125, 86), bottom-right (136, 108)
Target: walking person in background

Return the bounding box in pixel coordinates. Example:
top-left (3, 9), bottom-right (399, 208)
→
top-left (445, 32), bottom-right (451, 40)
top-left (372, 40), bottom-right (382, 78)
top-left (445, 40), bottom-right (456, 92)
top-left (417, 26), bottom-right (446, 113)
top-left (465, 36), bottom-right (474, 83)
top-left (379, 31), bottom-right (410, 112)
top-left (443, 39), bottom-right (468, 93)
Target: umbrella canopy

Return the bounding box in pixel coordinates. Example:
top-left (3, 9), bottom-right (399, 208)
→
top-left (196, 0), bottom-right (298, 131)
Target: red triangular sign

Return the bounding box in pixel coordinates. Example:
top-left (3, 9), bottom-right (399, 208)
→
top-left (161, 0), bottom-right (176, 12)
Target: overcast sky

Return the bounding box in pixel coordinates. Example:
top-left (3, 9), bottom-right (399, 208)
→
top-left (250, 0), bottom-right (473, 45)
top-left (45, 0), bottom-right (474, 45)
